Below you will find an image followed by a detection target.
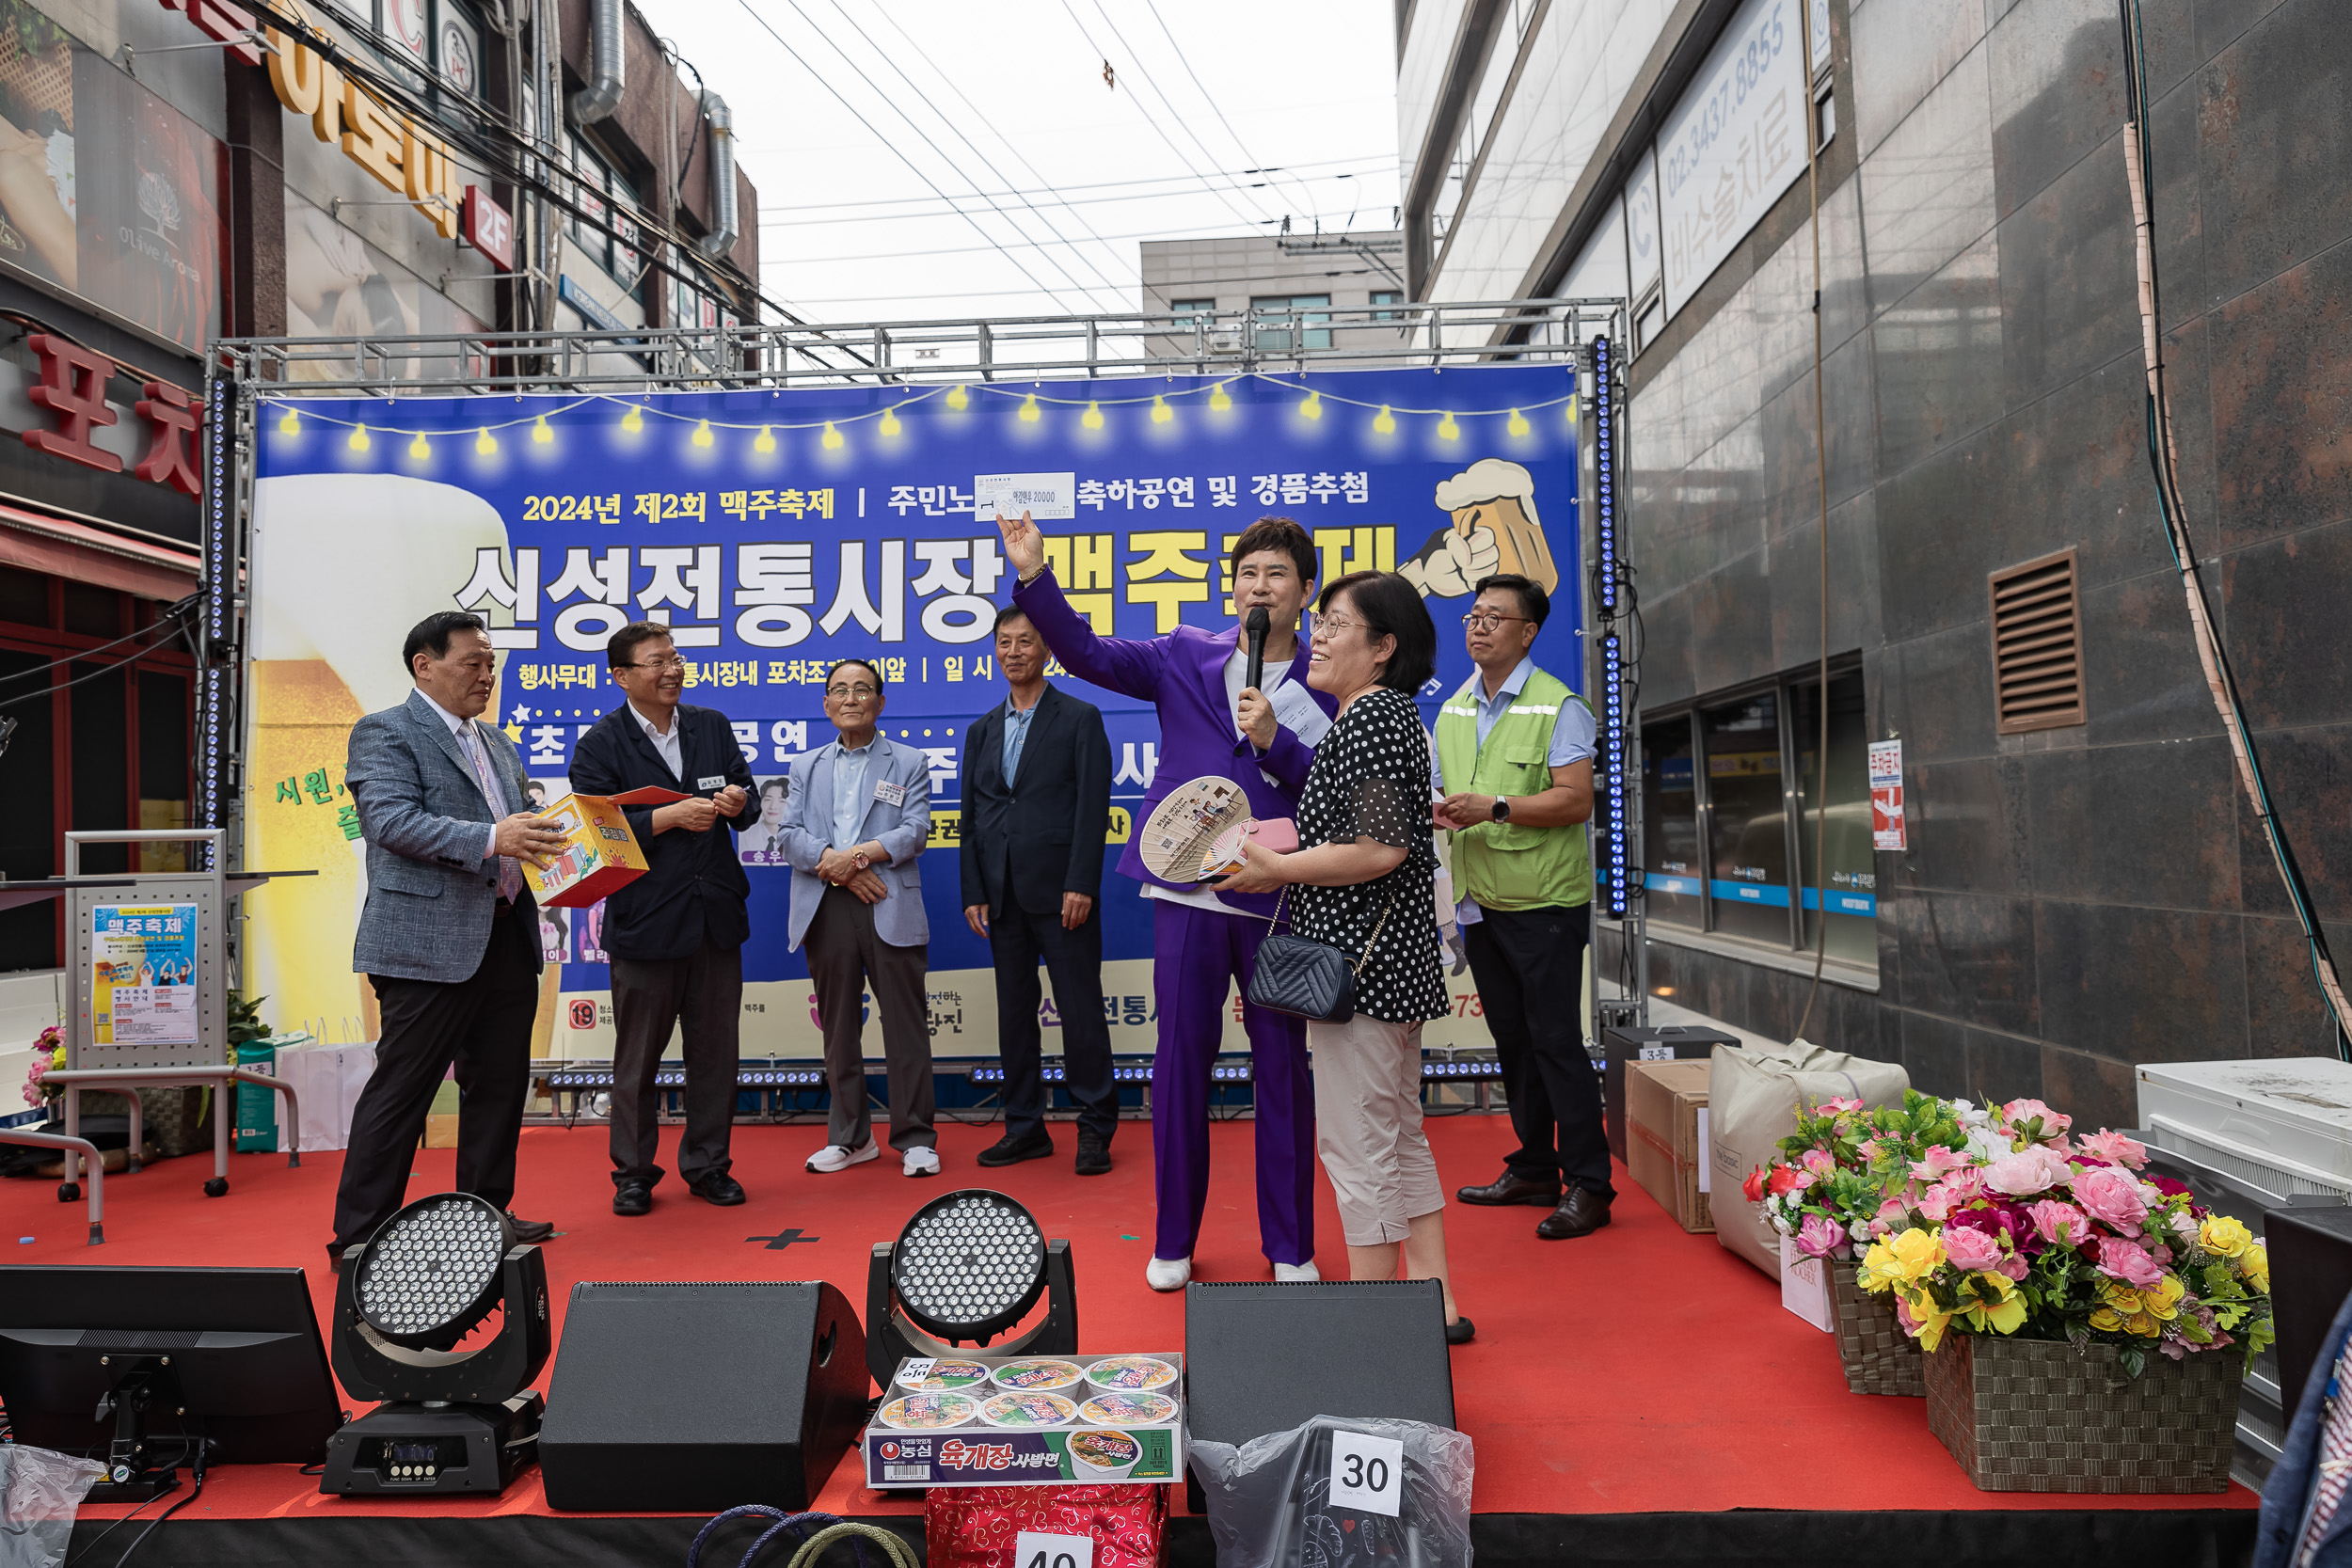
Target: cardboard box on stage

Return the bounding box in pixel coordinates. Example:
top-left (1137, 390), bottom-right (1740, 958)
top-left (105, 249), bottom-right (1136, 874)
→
top-left (1627, 1059), bottom-right (1713, 1233)
top-left (864, 1353), bottom-right (1186, 1488)
top-left (520, 785), bottom-right (683, 909)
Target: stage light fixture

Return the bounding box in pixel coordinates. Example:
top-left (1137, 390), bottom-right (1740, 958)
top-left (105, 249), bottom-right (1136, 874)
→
top-left (1437, 411), bottom-right (1459, 441)
top-left (692, 420), bottom-right (715, 448)
top-left (755, 424), bottom-right (777, 452)
top-left (1152, 394), bottom-right (1172, 424)
top-left (532, 414), bottom-right (553, 444)
top-left (348, 424), bottom-right (371, 451)
top-left (321, 1193), bottom-right (551, 1497)
top-left (475, 428), bottom-right (497, 455)
top-left (1018, 394), bottom-right (1041, 423)
top-left (1082, 401), bottom-right (1104, 430)
top-left (1373, 404), bottom-right (1396, 435)
top-left (880, 405), bottom-right (903, 436)
top-left (865, 1188), bottom-right (1075, 1392)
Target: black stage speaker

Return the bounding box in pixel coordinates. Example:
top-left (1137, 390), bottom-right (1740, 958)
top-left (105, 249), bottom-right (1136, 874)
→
top-left (1183, 1280), bottom-right (1454, 1511)
top-left (2266, 1205), bottom-right (2352, 1416)
top-left (538, 1280), bottom-right (866, 1513)
top-left (1597, 1025), bottom-right (1738, 1165)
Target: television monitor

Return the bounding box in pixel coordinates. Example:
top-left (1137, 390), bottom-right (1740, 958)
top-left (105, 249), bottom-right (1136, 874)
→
top-left (0, 1265), bottom-right (342, 1473)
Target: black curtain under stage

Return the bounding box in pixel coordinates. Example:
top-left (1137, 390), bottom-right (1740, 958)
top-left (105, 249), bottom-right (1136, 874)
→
top-left (66, 1507), bottom-right (2259, 1567)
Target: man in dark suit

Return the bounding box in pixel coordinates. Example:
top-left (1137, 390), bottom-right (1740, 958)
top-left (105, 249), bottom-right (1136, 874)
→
top-left (961, 604), bottom-right (1118, 1176)
top-left (566, 621), bottom-right (757, 1215)
top-left (330, 610), bottom-right (569, 1268)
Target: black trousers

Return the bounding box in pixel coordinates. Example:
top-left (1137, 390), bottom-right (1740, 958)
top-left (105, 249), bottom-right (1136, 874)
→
top-left (1465, 903), bottom-right (1612, 1197)
top-left (329, 906), bottom-right (538, 1262)
top-left (608, 938), bottom-right (743, 1189)
top-left (989, 903), bottom-right (1117, 1143)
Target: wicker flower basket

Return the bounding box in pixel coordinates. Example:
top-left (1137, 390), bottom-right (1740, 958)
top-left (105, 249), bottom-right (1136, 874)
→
top-left (1922, 1332), bottom-right (2241, 1493)
top-left (1830, 1259), bottom-right (1924, 1397)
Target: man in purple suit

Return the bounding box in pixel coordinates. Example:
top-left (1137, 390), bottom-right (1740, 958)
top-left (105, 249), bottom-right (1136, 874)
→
top-left (1001, 511), bottom-right (1337, 1291)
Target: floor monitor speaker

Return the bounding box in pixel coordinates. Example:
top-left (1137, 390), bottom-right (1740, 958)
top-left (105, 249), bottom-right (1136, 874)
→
top-left (1182, 1279), bottom-right (1454, 1510)
top-left (538, 1280), bottom-right (866, 1512)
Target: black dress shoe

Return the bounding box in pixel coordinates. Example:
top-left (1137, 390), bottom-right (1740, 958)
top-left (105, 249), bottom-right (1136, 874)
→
top-left (1074, 1131), bottom-right (1112, 1177)
top-left (612, 1181), bottom-right (653, 1216)
top-left (1535, 1187), bottom-right (1613, 1240)
top-left (977, 1130), bottom-right (1055, 1167)
top-left (1455, 1169), bottom-right (1563, 1207)
top-left (690, 1174), bottom-right (748, 1207)
top-left (505, 1212), bottom-right (557, 1243)
top-left (1445, 1316), bottom-right (1476, 1345)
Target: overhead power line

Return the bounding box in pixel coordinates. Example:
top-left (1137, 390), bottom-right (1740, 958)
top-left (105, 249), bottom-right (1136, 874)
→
top-left (1139, 0), bottom-right (1326, 227)
top-left (759, 155), bottom-right (1392, 215)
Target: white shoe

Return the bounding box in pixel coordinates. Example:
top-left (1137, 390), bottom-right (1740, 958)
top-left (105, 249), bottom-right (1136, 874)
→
top-left (1274, 1260), bottom-right (1321, 1283)
top-left (1145, 1256), bottom-right (1192, 1291)
top-left (806, 1141), bottom-right (880, 1173)
top-left (902, 1147), bottom-right (941, 1178)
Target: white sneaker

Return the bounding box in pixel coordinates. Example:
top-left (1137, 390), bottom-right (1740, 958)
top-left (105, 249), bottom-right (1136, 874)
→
top-left (1273, 1260), bottom-right (1320, 1283)
top-left (806, 1141), bottom-right (880, 1174)
top-left (1145, 1256), bottom-right (1192, 1291)
top-left (902, 1147), bottom-right (941, 1178)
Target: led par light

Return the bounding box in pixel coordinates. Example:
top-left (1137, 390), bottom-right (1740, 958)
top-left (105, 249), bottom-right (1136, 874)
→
top-left (865, 1189), bottom-right (1076, 1392)
top-left (320, 1193), bottom-right (551, 1497)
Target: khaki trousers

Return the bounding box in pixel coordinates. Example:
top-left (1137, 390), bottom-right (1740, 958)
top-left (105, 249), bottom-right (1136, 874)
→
top-left (1308, 1012), bottom-right (1443, 1246)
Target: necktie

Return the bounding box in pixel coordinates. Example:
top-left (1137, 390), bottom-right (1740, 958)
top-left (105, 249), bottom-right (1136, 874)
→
top-left (459, 721), bottom-right (524, 902)
top-left (2299, 1337), bottom-right (2352, 1563)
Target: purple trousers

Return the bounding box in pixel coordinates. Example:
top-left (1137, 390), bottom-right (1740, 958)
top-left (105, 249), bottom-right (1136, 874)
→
top-left (1151, 897), bottom-right (1315, 1266)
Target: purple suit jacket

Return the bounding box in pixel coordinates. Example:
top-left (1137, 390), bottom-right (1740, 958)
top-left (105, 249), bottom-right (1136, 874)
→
top-left (1012, 567), bottom-right (1339, 919)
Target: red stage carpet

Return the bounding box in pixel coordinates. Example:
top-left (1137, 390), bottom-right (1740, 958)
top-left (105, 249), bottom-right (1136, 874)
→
top-left (1, 1113), bottom-right (2258, 1560)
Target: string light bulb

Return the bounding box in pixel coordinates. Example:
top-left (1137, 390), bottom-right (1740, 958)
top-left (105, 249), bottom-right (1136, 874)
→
top-left (475, 427), bottom-right (497, 455)
top-left (621, 405), bottom-right (644, 434)
top-left (1507, 408), bottom-right (1531, 437)
top-left (1151, 395), bottom-right (1172, 424)
top-left (1081, 401), bottom-right (1104, 430)
top-left (754, 424), bottom-right (776, 453)
top-left (278, 407), bottom-right (299, 436)
top-left (1018, 393), bottom-right (1041, 423)
top-left (946, 385), bottom-right (970, 411)
top-left (822, 421), bottom-right (844, 450)
top-left (1373, 404), bottom-right (1396, 435)
top-left (1298, 389), bottom-right (1322, 420)
top-left (1565, 394), bottom-right (1579, 427)
top-left (1209, 384), bottom-right (1232, 412)
top-left (348, 424), bottom-right (371, 452)
top-left (691, 420), bottom-right (715, 448)
top-left (408, 432), bottom-right (431, 459)
top-left (1437, 411), bottom-right (1460, 441)
top-left (532, 414), bottom-right (553, 444)
top-left (880, 405), bottom-right (903, 436)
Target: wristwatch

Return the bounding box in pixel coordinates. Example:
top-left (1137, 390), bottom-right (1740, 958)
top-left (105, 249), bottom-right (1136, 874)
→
top-left (1491, 795), bottom-right (1512, 823)
top-left (852, 852), bottom-right (871, 871)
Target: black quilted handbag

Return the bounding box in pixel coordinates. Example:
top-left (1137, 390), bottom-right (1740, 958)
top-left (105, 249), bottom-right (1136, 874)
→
top-left (1247, 886), bottom-right (1394, 1025)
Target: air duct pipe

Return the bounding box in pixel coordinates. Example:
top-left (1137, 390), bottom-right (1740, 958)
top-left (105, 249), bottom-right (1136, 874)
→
top-left (698, 89), bottom-right (737, 258)
top-left (570, 0), bottom-right (623, 124)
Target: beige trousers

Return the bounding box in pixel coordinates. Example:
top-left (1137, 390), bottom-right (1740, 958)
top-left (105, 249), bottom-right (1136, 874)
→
top-left (1309, 1012), bottom-right (1444, 1245)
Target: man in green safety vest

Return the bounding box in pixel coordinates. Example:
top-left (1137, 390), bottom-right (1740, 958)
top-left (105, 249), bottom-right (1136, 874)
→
top-left (1434, 573), bottom-right (1610, 1241)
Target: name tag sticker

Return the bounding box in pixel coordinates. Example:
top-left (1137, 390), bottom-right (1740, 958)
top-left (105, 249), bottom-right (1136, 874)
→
top-left (874, 779), bottom-right (908, 807)
top-left (697, 775), bottom-right (727, 791)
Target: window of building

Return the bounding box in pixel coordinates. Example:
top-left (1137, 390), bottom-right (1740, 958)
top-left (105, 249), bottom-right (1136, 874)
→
top-left (1250, 293), bottom-right (1330, 354)
top-left (567, 139), bottom-right (648, 304)
top-left (0, 569), bottom-right (195, 972)
top-left (1371, 290), bottom-right (1404, 321)
top-left (1636, 661), bottom-right (1877, 977)
top-left (1168, 297), bottom-right (1216, 329)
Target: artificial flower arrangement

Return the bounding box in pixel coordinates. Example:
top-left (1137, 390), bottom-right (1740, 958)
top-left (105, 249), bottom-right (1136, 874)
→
top-left (1740, 1089), bottom-right (1971, 1263)
top-left (1853, 1097), bottom-right (2273, 1377)
top-left (20, 1025), bottom-right (62, 1108)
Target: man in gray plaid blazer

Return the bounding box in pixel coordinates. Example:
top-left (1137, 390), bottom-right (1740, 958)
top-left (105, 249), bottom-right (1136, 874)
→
top-left (326, 611), bottom-right (570, 1269)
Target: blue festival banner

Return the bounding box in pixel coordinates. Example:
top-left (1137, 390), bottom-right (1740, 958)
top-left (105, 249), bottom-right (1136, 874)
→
top-left (241, 366), bottom-right (1581, 1058)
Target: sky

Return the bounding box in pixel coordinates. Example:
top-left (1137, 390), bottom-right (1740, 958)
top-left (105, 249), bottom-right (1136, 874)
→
top-left (644, 0), bottom-right (1403, 327)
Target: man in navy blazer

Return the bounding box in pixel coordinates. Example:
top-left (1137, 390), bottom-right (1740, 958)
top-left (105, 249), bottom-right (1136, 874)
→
top-left (961, 604), bottom-right (1118, 1177)
top-left (566, 621), bottom-right (757, 1216)
top-left (781, 657), bottom-right (939, 1176)
top-left (329, 611), bottom-right (569, 1268)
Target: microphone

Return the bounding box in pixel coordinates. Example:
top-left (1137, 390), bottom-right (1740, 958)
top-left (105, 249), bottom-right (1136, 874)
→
top-left (1244, 607), bottom-right (1270, 697)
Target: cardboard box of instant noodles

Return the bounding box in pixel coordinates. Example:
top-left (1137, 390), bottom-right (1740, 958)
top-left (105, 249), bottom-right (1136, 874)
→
top-left (865, 1353), bottom-right (1186, 1488)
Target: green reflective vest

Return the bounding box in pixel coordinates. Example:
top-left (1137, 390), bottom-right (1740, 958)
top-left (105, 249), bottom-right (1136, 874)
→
top-left (1434, 665), bottom-right (1593, 911)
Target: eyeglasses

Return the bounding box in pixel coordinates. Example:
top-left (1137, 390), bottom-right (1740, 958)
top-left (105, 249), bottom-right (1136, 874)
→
top-left (1461, 611), bottom-right (1531, 632)
top-left (1315, 615), bottom-right (1367, 637)
top-left (825, 684), bottom-right (880, 701)
top-left (627, 655), bottom-right (688, 672)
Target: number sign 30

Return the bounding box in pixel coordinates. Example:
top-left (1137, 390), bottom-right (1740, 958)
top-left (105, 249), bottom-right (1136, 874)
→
top-left (1327, 1428), bottom-right (1406, 1517)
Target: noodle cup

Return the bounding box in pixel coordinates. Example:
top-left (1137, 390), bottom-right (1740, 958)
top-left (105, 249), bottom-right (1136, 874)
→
top-left (878, 1392), bottom-right (977, 1431)
top-left (1066, 1428), bottom-right (1142, 1481)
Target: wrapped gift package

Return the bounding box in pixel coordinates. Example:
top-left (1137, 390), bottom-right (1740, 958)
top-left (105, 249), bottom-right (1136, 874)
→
top-left (923, 1482), bottom-right (1166, 1568)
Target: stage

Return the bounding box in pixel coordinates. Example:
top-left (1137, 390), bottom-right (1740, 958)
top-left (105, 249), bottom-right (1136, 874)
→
top-left (5, 1114), bottom-right (2260, 1566)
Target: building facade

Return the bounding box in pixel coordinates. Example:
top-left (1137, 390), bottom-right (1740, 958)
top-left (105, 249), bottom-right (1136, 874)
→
top-left (1400, 0), bottom-right (2352, 1129)
top-left (1140, 231), bottom-right (1409, 363)
top-left (0, 0), bottom-right (761, 1079)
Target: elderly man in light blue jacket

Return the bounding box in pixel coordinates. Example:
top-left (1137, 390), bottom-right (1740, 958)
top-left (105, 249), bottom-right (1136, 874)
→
top-left (783, 657), bottom-right (938, 1176)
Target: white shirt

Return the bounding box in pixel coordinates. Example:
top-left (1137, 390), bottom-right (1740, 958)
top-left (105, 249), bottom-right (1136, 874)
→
top-left (628, 700), bottom-right (684, 782)
top-left (1145, 640), bottom-right (1327, 916)
top-left (417, 688), bottom-right (503, 861)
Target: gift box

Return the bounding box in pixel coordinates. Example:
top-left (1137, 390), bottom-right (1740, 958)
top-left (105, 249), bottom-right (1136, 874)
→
top-left (1625, 1059), bottom-right (1713, 1233)
top-left (520, 791), bottom-right (655, 910)
top-left (924, 1482), bottom-right (1166, 1568)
